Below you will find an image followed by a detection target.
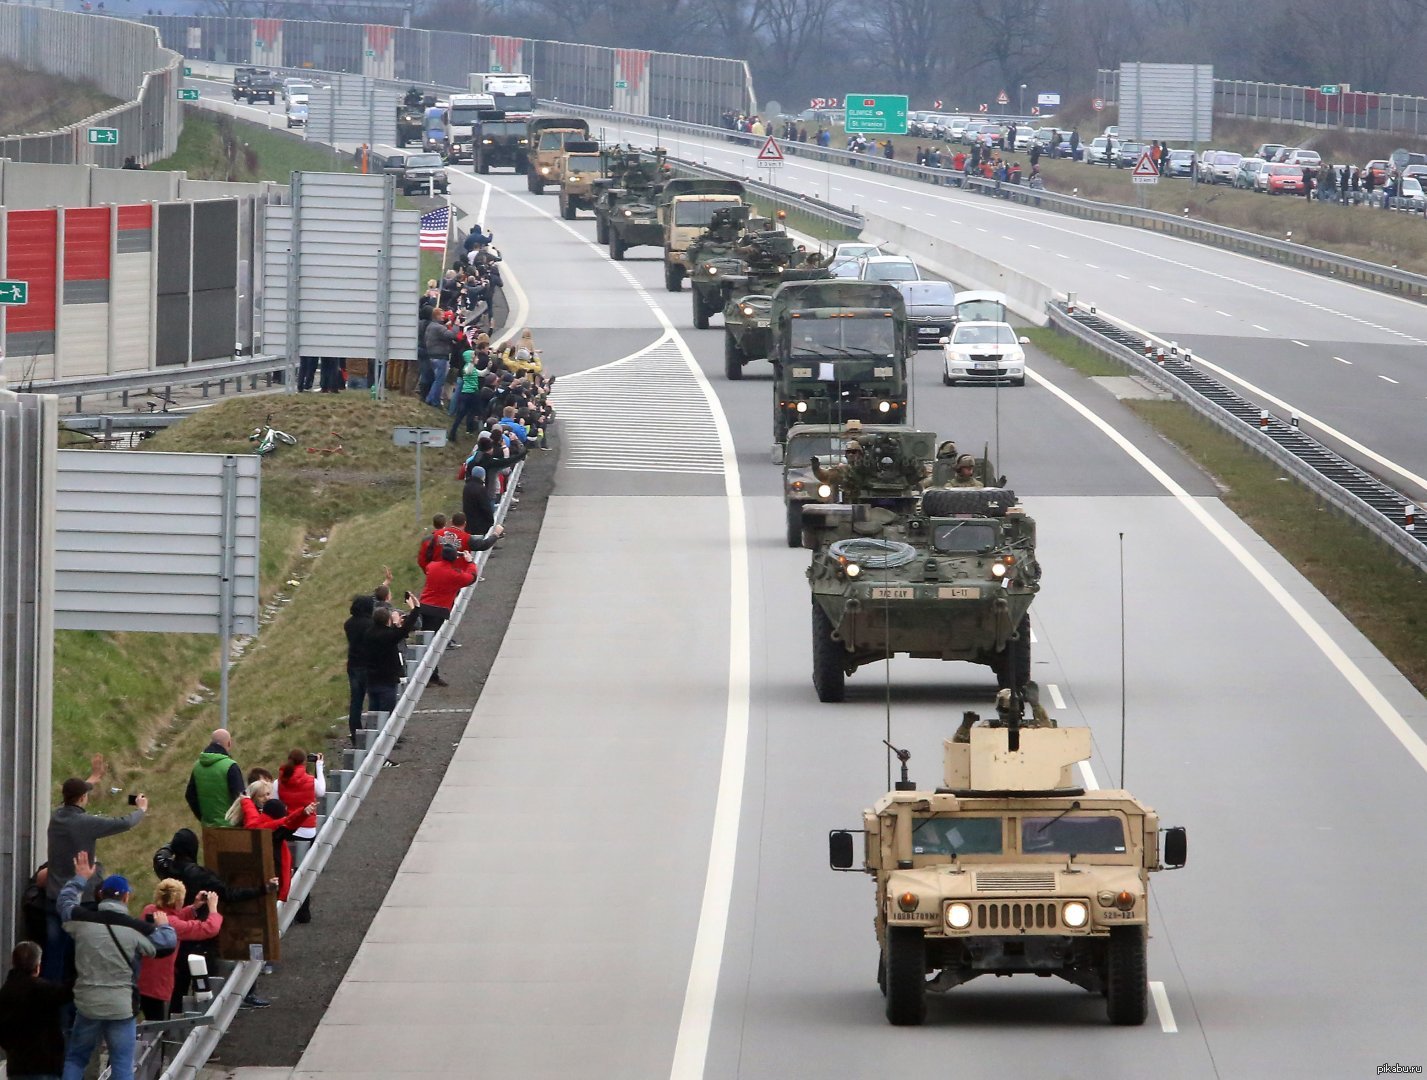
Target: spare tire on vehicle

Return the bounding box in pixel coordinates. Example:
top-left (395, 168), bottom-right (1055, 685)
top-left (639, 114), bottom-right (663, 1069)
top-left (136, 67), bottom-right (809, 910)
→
top-left (922, 487), bottom-right (1018, 518)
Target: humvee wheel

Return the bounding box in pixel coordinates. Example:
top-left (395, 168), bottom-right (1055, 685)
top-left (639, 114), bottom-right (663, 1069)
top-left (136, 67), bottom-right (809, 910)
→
top-left (478, 159), bottom-right (490, 175)
top-left (1105, 926), bottom-right (1148, 1025)
top-left (693, 295), bottom-right (710, 330)
top-left (514, 156), bottom-right (529, 175)
top-left (883, 928), bottom-right (927, 1025)
top-left (530, 176), bottom-right (545, 195)
top-left (665, 264), bottom-right (684, 292)
top-left (724, 334), bottom-right (744, 380)
top-left (561, 198), bottom-right (575, 221)
top-left (877, 952), bottom-right (886, 996)
top-left (610, 234), bottom-right (626, 261)
top-left (812, 602), bottom-right (846, 702)
top-left (785, 502), bottom-right (803, 548)
top-left (596, 216), bottom-right (609, 244)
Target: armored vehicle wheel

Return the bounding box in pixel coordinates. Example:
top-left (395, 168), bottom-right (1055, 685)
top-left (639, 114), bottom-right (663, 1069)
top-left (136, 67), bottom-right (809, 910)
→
top-left (1105, 926), bottom-right (1148, 1025)
top-left (596, 216), bottom-right (609, 244)
top-left (515, 156), bottom-right (529, 175)
top-left (883, 928), bottom-right (927, 1026)
top-left (609, 234), bottom-right (626, 261)
top-left (530, 176), bottom-right (545, 195)
top-left (812, 602), bottom-right (846, 702)
top-left (693, 295), bottom-right (710, 330)
top-left (724, 334), bottom-right (744, 380)
top-left (921, 486), bottom-right (1017, 518)
top-left (785, 502), bottom-right (803, 548)
top-left (561, 198), bottom-right (576, 220)
top-left (478, 159), bottom-right (490, 175)
top-left (665, 264), bottom-right (684, 292)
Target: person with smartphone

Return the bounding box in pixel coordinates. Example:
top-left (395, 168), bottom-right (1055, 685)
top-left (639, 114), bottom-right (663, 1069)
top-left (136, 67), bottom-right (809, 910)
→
top-left (277, 749), bottom-right (325, 924)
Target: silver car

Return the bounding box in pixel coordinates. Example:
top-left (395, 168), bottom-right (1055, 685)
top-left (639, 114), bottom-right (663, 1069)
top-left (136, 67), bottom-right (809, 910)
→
top-left (897, 281), bottom-right (957, 348)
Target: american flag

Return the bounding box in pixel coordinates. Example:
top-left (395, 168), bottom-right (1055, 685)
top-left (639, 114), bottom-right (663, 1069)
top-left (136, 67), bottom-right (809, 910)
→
top-left (419, 205), bottom-right (451, 251)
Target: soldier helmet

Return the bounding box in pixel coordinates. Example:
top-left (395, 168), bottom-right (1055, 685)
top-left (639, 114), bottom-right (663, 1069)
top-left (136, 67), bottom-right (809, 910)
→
top-left (936, 440), bottom-right (958, 459)
top-left (845, 440), bottom-right (863, 454)
top-left (956, 454), bottom-right (976, 469)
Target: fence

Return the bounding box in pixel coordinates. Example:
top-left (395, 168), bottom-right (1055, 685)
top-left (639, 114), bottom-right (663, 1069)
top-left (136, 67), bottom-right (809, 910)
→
top-left (142, 15), bottom-right (753, 126)
top-left (1097, 68), bottom-right (1427, 140)
top-left (0, 6), bottom-right (183, 166)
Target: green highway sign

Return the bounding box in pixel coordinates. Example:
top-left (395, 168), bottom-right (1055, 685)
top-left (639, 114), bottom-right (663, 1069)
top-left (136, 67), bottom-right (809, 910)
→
top-left (87, 128), bottom-right (118, 145)
top-left (614, 80), bottom-right (628, 89)
top-left (364, 49), bottom-right (375, 57)
top-left (177, 88), bottom-right (199, 101)
top-left (255, 39), bottom-right (265, 48)
top-left (844, 93), bottom-right (909, 134)
top-left (1320, 84), bottom-right (1339, 95)
top-left (490, 63), bottom-right (503, 72)
top-left (183, 66), bottom-right (192, 76)
top-left (0, 280), bottom-right (29, 305)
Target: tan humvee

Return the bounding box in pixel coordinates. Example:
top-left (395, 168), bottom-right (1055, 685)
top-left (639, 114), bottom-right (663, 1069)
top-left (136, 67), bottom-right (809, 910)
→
top-left (830, 707), bottom-right (1186, 1026)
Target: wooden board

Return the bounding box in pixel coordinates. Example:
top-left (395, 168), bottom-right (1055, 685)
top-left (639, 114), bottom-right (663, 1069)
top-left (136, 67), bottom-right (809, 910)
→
top-left (202, 826), bottom-right (280, 962)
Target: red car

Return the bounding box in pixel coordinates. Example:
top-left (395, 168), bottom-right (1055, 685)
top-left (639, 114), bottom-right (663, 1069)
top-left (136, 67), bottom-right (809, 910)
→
top-left (1265, 164), bottom-right (1305, 194)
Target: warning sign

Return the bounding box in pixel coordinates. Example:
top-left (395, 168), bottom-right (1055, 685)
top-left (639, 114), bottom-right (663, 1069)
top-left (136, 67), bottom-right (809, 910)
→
top-left (996, 89), bottom-right (1009, 105)
top-left (757, 135), bottom-right (784, 167)
top-left (1131, 149), bottom-right (1160, 183)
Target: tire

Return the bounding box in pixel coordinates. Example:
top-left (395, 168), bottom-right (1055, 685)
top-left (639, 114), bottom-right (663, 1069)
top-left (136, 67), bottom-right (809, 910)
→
top-left (811, 601), bottom-right (845, 703)
top-left (665, 264), bottom-right (684, 292)
top-left (531, 177), bottom-right (544, 194)
top-left (1105, 926), bottom-right (1148, 1025)
top-left (596, 216), bottom-right (609, 245)
top-left (877, 951), bottom-right (887, 996)
top-left (883, 928), bottom-right (927, 1026)
top-left (516, 157), bottom-right (529, 175)
top-left (785, 502), bottom-right (803, 548)
top-left (609, 234), bottom-right (625, 261)
top-left (942, 371), bottom-right (953, 386)
top-left (526, 174), bottom-right (539, 193)
top-left (561, 198), bottom-right (575, 221)
top-left (921, 487), bottom-right (1017, 518)
top-left (724, 333), bottom-right (744, 380)
top-left (275, 431), bottom-right (298, 446)
top-left (993, 613), bottom-right (1031, 691)
top-left (478, 159), bottom-right (490, 175)
top-left (1012, 377), bottom-right (1025, 387)
top-left (692, 294), bottom-right (710, 330)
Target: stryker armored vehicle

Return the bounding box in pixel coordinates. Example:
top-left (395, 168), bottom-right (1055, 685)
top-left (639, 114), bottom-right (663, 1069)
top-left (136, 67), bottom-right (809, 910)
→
top-left (557, 141), bottom-right (604, 220)
top-left (473, 110), bottom-right (530, 173)
top-left (397, 88), bottom-right (428, 147)
top-left (526, 116), bottom-right (591, 194)
top-left (593, 148), bottom-right (670, 260)
top-left (804, 479), bottom-right (1038, 702)
top-left (771, 280), bottom-right (912, 446)
top-left (687, 204), bottom-right (753, 329)
top-left (722, 220), bottom-right (831, 380)
top-left (658, 178), bottom-right (746, 292)
top-left (828, 704), bottom-right (1186, 1026)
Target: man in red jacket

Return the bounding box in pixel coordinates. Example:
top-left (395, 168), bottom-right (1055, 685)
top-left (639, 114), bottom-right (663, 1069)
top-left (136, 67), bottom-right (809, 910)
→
top-left (418, 539), bottom-right (483, 687)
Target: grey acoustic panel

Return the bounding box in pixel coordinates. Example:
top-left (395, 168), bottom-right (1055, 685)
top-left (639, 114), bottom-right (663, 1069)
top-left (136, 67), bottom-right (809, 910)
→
top-left (192, 199), bottom-right (238, 293)
top-left (1118, 63), bottom-right (1214, 143)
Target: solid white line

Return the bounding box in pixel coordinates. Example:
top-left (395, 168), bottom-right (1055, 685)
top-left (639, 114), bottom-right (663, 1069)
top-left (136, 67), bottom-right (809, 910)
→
top-left (1047, 683), bottom-right (1067, 710)
top-left (1379, 375), bottom-right (1400, 384)
top-left (1291, 339), bottom-right (1310, 348)
top-left (1077, 760), bottom-right (1099, 791)
top-left (1085, 263), bottom-right (1098, 270)
top-left (1151, 981), bottom-right (1178, 1033)
top-left (1028, 366), bottom-right (1427, 777)
top-left (1334, 356), bottom-right (1353, 365)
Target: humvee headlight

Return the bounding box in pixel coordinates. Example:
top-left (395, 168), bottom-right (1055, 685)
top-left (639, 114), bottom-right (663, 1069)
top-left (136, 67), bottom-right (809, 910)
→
top-left (623, 209), bottom-right (633, 217)
top-left (540, 165), bottom-right (550, 174)
top-left (845, 563), bottom-right (861, 578)
top-left (991, 563), bottom-right (1007, 578)
top-left (795, 401), bottom-right (808, 413)
top-left (1115, 891), bottom-right (1136, 911)
top-left (482, 138), bottom-right (493, 144)
top-left (878, 400), bottom-right (891, 413)
top-left (945, 902), bottom-right (972, 929)
top-left (740, 304), bottom-right (755, 317)
top-left (1062, 901), bottom-right (1089, 928)
top-left (896, 891), bottom-right (919, 913)
top-left (817, 483), bottom-right (832, 499)
top-left (708, 266), bottom-right (719, 275)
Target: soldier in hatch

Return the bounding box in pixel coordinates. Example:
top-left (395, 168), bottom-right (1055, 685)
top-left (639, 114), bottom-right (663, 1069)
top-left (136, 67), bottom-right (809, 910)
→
top-left (811, 439), bottom-right (866, 501)
top-left (948, 453), bottom-right (983, 487)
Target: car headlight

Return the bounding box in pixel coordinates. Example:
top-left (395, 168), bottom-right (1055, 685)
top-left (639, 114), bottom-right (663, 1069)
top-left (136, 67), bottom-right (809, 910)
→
top-left (946, 902), bottom-right (973, 929)
top-left (878, 400), bottom-right (891, 413)
top-left (740, 304), bottom-right (755, 316)
top-left (795, 401), bottom-right (808, 413)
top-left (1062, 901), bottom-right (1089, 928)
top-left (817, 483), bottom-right (832, 499)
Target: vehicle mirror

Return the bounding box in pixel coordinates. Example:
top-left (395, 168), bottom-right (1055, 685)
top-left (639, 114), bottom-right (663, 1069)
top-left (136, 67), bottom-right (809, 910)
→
top-left (1018, 336), bottom-right (1030, 345)
top-left (829, 830), bottom-right (856, 869)
top-left (1162, 826), bottom-right (1187, 868)
top-left (938, 337), bottom-right (950, 346)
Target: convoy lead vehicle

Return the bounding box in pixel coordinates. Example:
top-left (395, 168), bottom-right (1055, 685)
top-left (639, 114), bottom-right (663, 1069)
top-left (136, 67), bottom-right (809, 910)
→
top-left (829, 712), bottom-right (1187, 1026)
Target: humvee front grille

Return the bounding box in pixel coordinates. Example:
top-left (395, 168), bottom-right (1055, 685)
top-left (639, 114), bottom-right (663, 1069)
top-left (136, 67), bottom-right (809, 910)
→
top-left (976, 901), bottom-right (1058, 930)
top-left (974, 871), bottom-right (1055, 893)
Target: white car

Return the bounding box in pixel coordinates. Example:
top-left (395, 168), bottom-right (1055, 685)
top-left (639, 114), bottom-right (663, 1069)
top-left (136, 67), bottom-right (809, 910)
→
top-left (858, 255), bottom-right (921, 282)
top-left (831, 242), bottom-right (881, 261)
top-left (283, 79), bottom-right (314, 103)
top-left (941, 321), bottom-right (1029, 386)
top-left (1012, 126), bottom-right (1037, 152)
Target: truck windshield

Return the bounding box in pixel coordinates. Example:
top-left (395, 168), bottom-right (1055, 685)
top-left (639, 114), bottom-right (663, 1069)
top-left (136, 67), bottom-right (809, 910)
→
top-left (1021, 815), bottom-right (1126, 855)
top-left (493, 92), bottom-right (534, 112)
top-left (785, 435), bottom-right (841, 466)
top-left (449, 107), bottom-right (483, 126)
top-left (674, 202), bottom-right (730, 226)
top-left (566, 155), bottom-right (601, 173)
top-left (912, 817), bottom-right (1003, 856)
top-left (932, 522), bottom-right (998, 553)
top-left (789, 317), bottom-right (897, 357)
top-left (481, 123), bottom-right (526, 137)
top-left (538, 131), bottom-right (567, 149)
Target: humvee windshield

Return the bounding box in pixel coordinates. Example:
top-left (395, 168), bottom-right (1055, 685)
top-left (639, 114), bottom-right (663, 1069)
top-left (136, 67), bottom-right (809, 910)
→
top-left (1022, 816), bottom-right (1126, 855)
top-left (566, 155), bottom-right (601, 173)
top-left (481, 122), bottom-right (526, 137)
top-left (674, 201), bottom-right (730, 226)
top-left (790, 317), bottom-right (897, 357)
top-left (912, 817), bottom-right (1003, 856)
top-left (932, 522), bottom-right (999, 554)
top-left (786, 436), bottom-right (842, 466)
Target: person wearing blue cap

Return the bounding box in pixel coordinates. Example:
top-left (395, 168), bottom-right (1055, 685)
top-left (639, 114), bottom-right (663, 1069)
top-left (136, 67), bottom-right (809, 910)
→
top-left (58, 852), bottom-right (177, 1080)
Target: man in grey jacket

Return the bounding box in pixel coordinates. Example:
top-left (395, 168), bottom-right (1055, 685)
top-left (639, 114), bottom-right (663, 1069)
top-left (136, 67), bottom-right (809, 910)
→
top-left (59, 852), bottom-right (176, 1080)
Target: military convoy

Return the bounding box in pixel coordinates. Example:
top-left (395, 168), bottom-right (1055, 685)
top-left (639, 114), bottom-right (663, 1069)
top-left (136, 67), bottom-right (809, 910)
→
top-left (658, 179), bottom-right (747, 292)
top-left (527, 117), bottom-right (591, 194)
top-left (828, 703), bottom-right (1186, 1026)
top-left (593, 148), bottom-right (671, 260)
top-left (721, 223), bottom-right (832, 380)
top-left (557, 141), bottom-right (604, 220)
top-left (233, 68), bottom-right (281, 104)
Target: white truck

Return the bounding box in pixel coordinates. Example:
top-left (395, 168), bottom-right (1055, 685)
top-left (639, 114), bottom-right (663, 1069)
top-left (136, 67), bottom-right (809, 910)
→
top-left (445, 92), bottom-right (496, 163)
top-left (469, 72), bottom-right (534, 121)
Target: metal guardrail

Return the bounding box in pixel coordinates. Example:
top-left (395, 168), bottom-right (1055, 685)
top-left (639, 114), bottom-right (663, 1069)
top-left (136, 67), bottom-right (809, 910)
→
top-left (658, 155), bottom-right (863, 240)
top-left (21, 353), bottom-right (294, 414)
top-left (1047, 301), bottom-right (1426, 573)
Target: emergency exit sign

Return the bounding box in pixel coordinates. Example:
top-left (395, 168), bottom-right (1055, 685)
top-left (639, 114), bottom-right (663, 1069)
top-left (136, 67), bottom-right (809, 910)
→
top-left (844, 94), bottom-right (909, 134)
top-left (0, 280), bottom-right (29, 305)
top-left (87, 128), bottom-right (118, 145)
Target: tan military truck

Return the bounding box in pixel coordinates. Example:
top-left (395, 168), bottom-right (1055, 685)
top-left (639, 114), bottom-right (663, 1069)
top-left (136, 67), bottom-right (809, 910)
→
top-left (526, 116), bottom-right (591, 194)
top-left (557, 140), bottom-right (604, 220)
top-left (657, 178), bottom-right (746, 293)
top-left (829, 708), bottom-right (1186, 1026)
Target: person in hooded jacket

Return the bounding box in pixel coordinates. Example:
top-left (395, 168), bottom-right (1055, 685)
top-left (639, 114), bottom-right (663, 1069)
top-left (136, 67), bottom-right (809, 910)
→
top-left (462, 465), bottom-right (496, 535)
top-left (184, 729), bottom-right (244, 829)
top-left (344, 596), bottom-right (375, 742)
top-left (277, 749), bottom-right (324, 923)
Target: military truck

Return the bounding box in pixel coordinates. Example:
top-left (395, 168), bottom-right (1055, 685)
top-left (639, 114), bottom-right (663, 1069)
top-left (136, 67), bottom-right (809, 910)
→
top-left (657, 178), bottom-right (746, 292)
top-left (473, 110), bottom-right (530, 174)
top-left (233, 68), bottom-right (279, 104)
top-left (771, 280), bottom-right (913, 446)
top-left (558, 140), bottom-right (604, 220)
top-left (722, 223), bottom-right (830, 380)
top-left (398, 89), bottom-right (428, 148)
top-left (526, 117), bottom-right (592, 194)
top-left (782, 423), bottom-right (931, 548)
top-left (803, 473), bottom-right (1038, 701)
top-left (687, 205), bottom-right (752, 329)
top-left (593, 149), bottom-right (670, 260)
top-left (828, 706), bottom-right (1186, 1026)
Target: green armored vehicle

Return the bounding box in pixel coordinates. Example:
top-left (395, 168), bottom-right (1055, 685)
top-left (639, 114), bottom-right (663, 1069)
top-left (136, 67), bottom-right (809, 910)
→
top-left (397, 88), bottom-right (426, 147)
top-left (804, 477), bottom-right (1040, 702)
top-left (828, 705), bottom-right (1186, 1026)
top-left (722, 224), bottom-right (831, 380)
top-left (771, 280), bottom-right (913, 447)
top-left (593, 148), bottom-right (670, 260)
top-left (688, 205), bottom-right (752, 330)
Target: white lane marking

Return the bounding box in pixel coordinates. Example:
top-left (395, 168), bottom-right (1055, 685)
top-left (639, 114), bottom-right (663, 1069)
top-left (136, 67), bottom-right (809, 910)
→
top-left (1029, 627), bottom-right (1038, 644)
top-left (1002, 234), bottom-right (1015, 241)
top-left (1117, 273), bottom-right (1131, 280)
top-left (1056, 252), bottom-right (1070, 259)
top-left (1151, 981), bottom-right (1178, 1033)
top-left (1085, 263), bottom-right (1099, 270)
top-left (1215, 309), bottom-right (1232, 317)
top-left (1334, 356), bottom-right (1353, 365)
top-left (976, 226), bottom-right (988, 232)
top-left (924, 212), bottom-right (937, 219)
top-left (1291, 339), bottom-right (1310, 348)
top-left (1252, 323), bottom-right (1271, 332)
top-left (1180, 297), bottom-right (1195, 304)
top-left (1047, 683), bottom-right (1067, 710)
top-left (1077, 760), bottom-right (1099, 790)
top-left (1027, 243), bottom-right (1042, 251)
top-left (901, 205), bottom-right (916, 211)
top-left (1029, 366), bottom-right (1427, 778)
top-left (1146, 284), bottom-right (1162, 292)
top-left (1379, 375), bottom-right (1400, 384)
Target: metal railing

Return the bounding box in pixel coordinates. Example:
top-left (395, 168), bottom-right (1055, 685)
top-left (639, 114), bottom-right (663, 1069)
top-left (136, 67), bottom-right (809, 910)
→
top-left (20, 352), bottom-right (294, 414)
top-left (1047, 301), bottom-right (1426, 573)
top-left (657, 155), bottom-right (864, 239)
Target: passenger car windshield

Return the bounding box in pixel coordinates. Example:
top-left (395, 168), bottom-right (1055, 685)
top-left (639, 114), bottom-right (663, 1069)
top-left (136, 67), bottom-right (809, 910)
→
top-left (932, 522), bottom-right (998, 553)
top-left (912, 817), bottom-right (1003, 856)
top-left (786, 436), bottom-right (842, 466)
top-left (790, 318), bottom-right (897, 356)
top-left (1021, 815), bottom-right (1126, 855)
top-left (407, 154), bottom-right (443, 167)
top-left (953, 324), bottom-right (1015, 345)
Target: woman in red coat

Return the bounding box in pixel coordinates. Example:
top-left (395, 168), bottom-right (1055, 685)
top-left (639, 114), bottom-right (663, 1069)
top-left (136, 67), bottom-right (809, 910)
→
top-left (277, 749), bottom-right (325, 923)
top-left (138, 879), bottom-right (222, 1020)
top-left (236, 788), bottom-right (314, 902)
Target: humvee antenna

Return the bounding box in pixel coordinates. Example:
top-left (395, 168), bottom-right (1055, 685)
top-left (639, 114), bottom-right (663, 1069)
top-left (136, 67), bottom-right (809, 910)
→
top-left (883, 560), bottom-right (894, 789)
top-left (1119, 531), bottom-right (1127, 788)
top-left (883, 740), bottom-right (914, 790)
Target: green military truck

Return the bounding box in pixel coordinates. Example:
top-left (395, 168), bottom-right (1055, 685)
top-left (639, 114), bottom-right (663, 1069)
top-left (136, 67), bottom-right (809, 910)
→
top-left (688, 205), bottom-right (752, 330)
top-left (658, 178), bottom-right (746, 292)
top-left (593, 148), bottom-right (670, 260)
top-left (474, 110), bottom-right (530, 174)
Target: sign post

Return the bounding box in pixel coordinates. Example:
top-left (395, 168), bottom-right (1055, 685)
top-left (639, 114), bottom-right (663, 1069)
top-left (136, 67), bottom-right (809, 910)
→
top-left (1132, 149), bottom-right (1159, 208)
top-left (392, 427), bottom-right (449, 531)
top-left (757, 135), bottom-right (784, 169)
top-left (844, 94), bottom-right (909, 135)
top-left (996, 89), bottom-right (1009, 107)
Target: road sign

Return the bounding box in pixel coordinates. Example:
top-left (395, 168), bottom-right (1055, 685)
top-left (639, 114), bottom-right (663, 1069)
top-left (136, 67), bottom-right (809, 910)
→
top-left (1319, 84), bottom-right (1340, 96)
top-left (996, 89), bottom-right (1009, 105)
top-left (490, 63), bottom-right (503, 72)
top-left (1037, 92), bottom-right (1061, 107)
top-left (614, 80), bottom-right (628, 89)
top-left (177, 88), bottom-right (199, 101)
top-left (183, 66), bottom-right (192, 76)
top-left (977, 103), bottom-right (988, 113)
top-left (757, 135), bottom-right (784, 168)
top-left (844, 93), bottom-right (909, 134)
top-left (932, 99), bottom-right (943, 109)
top-left (364, 49), bottom-right (375, 57)
top-left (392, 427), bottom-right (447, 448)
top-left (1030, 107), bottom-right (1041, 117)
top-left (1092, 97), bottom-right (1105, 111)
top-left (254, 39), bottom-right (265, 49)
top-left (1131, 150), bottom-right (1160, 183)
top-left (0, 280), bottom-right (29, 305)
top-left (87, 128), bottom-right (118, 145)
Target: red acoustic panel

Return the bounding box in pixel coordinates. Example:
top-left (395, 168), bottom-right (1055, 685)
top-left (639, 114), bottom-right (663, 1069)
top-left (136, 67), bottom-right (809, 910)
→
top-left (117, 204), bottom-right (152, 231)
top-left (5, 209), bottom-right (58, 334)
top-left (64, 207), bottom-right (110, 282)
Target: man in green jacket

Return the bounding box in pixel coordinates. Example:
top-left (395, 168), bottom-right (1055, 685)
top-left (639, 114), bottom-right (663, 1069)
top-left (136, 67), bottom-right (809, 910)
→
top-left (184, 728), bottom-right (244, 827)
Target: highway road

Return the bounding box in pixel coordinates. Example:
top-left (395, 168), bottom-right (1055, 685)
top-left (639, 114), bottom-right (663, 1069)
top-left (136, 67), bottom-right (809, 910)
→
top-left (195, 90), bottom-right (1427, 1078)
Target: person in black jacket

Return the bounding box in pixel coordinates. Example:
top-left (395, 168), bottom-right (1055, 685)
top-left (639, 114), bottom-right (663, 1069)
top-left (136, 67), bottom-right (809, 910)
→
top-left (344, 596), bottom-right (375, 742)
top-left (0, 940), bottom-right (71, 1080)
top-left (365, 595), bottom-right (420, 708)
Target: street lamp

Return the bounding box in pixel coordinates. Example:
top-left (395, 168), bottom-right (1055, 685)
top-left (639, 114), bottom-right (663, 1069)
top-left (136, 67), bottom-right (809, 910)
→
top-left (1019, 83), bottom-right (1028, 116)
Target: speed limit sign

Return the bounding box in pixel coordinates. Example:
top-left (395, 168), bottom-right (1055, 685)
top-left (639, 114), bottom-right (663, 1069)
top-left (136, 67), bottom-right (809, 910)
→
top-left (1092, 97), bottom-right (1105, 111)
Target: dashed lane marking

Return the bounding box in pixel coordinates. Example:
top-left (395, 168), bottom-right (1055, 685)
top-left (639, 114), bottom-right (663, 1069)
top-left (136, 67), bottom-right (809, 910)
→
top-left (1151, 982), bottom-right (1179, 1033)
top-left (1253, 323), bottom-right (1271, 331)
top-left (1334, 356), bottom-right (1353, 365)
top-left (1215, 310), bottom-right (1232, 317)
top-left (1379, 375), bottom-right (1400, 384)
top-left (1146, 284), bottom-right (1163, 292)
top-left (1292, 339), bottom-right (1311, 348)
top-left (1047, 683), bottom-right (1067, 710)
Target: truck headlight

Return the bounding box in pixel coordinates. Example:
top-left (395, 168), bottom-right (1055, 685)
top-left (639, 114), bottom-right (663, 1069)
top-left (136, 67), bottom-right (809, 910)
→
top-left (945, 902), bottom-right (972, 929)
top-left (795, 401), bottom-right (808, 413)
top-left (878, 400), bottom-right (891, 413)
top-left (1062, 901), bottom-right (1089, 928)
top-left (740, 304), bottom-right (755, 316)
top-left (623, 209), bottom-right (633, 217)
top-left (708, 266), bottom-right (719, 275)
top-left (540, 166), bottom-right (550, 174)
top-left (991, 563), bottom-right (1007, 578)
top-left (817, 483), bottom-right (832, 499)
top-left (845, 563), bottom-right (861, 578)
top-left (482, 138), bottom-right (493, 144)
